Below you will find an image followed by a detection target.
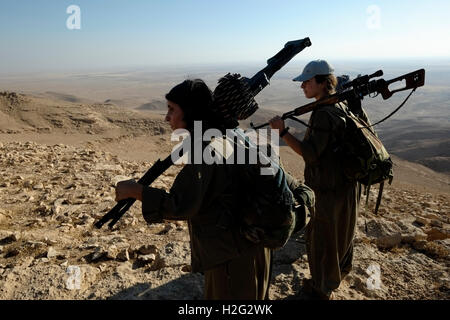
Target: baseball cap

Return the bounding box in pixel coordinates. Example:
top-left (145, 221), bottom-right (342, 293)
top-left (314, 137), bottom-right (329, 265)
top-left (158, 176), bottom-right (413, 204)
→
top-left (293, 60), bottom-right (335, 82)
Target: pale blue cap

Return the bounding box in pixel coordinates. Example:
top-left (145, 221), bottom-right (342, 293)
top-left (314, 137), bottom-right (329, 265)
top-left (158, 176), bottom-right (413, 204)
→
top-left (293, 60), bottom-right (335, 82)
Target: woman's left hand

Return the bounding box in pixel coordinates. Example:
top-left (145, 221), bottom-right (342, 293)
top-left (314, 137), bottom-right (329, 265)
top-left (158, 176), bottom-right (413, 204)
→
top-left (269, 116), bottom-right (285, 132)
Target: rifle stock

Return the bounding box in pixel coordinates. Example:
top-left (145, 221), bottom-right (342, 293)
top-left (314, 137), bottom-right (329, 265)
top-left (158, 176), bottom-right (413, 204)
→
top-left (376, 69), bottom-right (425, 99)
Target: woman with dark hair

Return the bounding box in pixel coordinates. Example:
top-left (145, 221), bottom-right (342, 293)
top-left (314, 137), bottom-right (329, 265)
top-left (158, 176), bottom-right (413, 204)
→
top-left (115, 79), bottom-right (271, 300)
top-left (269, 60), bottom-right (358, 300)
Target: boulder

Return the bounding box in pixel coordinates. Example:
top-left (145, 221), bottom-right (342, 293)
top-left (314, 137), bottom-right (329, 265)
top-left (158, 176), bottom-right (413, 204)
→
top-left (365, 218), bottom-right (403, 249)
top-left (376, 233), bottom-right (402, 249)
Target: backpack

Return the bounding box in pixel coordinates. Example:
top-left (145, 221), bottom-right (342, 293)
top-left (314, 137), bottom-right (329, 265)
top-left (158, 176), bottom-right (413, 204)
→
top-left (226, 128), bottom-right (296, 250)
top-left (336, 102), bottom-right (394, 213)
top-left (290, 182), bottom-right (315, 234)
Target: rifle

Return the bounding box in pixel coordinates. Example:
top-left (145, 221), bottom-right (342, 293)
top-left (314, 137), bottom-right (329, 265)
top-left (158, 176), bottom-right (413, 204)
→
top-left (250, 69), bottom-right (426, 130)
top-left (94, 155), bottom-right (173, 229)
top-left (94, 37), bottom-right (312, 230)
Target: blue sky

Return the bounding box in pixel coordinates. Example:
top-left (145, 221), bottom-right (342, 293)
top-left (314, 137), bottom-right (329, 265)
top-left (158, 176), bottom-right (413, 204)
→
top-left (0, 0), bottom-right (449, 73)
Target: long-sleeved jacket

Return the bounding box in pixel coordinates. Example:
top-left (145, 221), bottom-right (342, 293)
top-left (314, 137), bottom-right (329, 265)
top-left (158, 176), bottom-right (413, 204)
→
top-left (299, 103), bottom-right (351, 192)
top-left (141, 161), bottom-right (255, 273)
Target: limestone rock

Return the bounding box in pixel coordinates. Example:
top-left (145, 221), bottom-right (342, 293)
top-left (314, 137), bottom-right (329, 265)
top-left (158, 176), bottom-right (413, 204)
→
top-left (365, 219), bottom-right (403, 249)
top-left (401, 230), bottom-right (428, 244)
top-left (4, 248), bottom-right (20, 258)
top-left (138, 253), bottom-right (156, 264)
top-left (23, 180), bottom-right (34, 188)
top-left (413, 240), bottom-right (450, 259)
top-left (138, 244), bottom-right (158, 255)
top-left (53, 198), bottom-right (68, 215)
top-left (106, 245), bottom-right (118, 259)
top-left (46, 247), bottom-right (66, 259)
top-left (114, 261), bottom-right (133, 279)
top-left (86, 247), bottom-right (107, 262)
top-left (44, 238), bottom-right (58, 246)
top-left (158, 242), bottom-right (190, 267)
top-left (414, 217), bottom-right (430, 226)
top-left (116, 249), bottom-right (130, 262)
top-left (33, 183), bottom-right (44, 190)
top-left (425, 213), bottom-right (440, 220)
top-left (430, 220), bottom-right (443, 228)
top-left (0, 233), bottom-right (20, 245)
top-left (425, 228), bottom-right (450, 241)
top-left (376, 233), bottom-right (402, 249)
top-left (35, 204), bottom-right (52, 216)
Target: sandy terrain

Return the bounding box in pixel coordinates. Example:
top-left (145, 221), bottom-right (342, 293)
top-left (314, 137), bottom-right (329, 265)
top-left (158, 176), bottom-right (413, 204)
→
top-left (0, 91), bottom-right (448, 300)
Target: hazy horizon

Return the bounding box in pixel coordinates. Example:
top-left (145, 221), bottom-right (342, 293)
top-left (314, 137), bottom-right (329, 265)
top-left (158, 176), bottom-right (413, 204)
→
top-left (1, 56), bottom-right (450, 75)
top-left (1, 58), bottom-right (449, 95)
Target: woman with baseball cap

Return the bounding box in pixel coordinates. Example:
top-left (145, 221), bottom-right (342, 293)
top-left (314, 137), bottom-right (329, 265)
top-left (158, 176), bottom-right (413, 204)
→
top-left (269, 60), bottom-right (358, 300)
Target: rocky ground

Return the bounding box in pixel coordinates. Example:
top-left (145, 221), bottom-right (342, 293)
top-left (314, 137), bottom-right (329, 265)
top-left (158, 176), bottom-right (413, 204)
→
top-left (0, 141), bottom-right (448, 300)
top-left (0, 91), bottom-right (449, 300)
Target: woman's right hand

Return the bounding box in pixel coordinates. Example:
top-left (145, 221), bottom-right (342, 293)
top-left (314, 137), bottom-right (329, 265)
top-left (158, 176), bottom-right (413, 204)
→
top-left (115, 179), bottom-right (143, 202)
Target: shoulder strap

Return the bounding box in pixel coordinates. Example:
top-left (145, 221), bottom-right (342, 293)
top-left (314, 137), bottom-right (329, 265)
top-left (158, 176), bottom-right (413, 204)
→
top-left (287, 103), bottom-right (344, 133)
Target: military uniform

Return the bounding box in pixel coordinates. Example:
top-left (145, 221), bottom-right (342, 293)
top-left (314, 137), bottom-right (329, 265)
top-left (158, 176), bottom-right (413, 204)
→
top-left (141, 161), bottom-right (271, 300)
top-left (299, 103), bottom-right (358, 298)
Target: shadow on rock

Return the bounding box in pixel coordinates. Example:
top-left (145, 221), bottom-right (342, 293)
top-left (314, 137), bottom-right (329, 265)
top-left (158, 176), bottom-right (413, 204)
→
top-left (271, 231), bottom-right (310, 300)
top-left (107, 272), bottom-right (204, 300)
